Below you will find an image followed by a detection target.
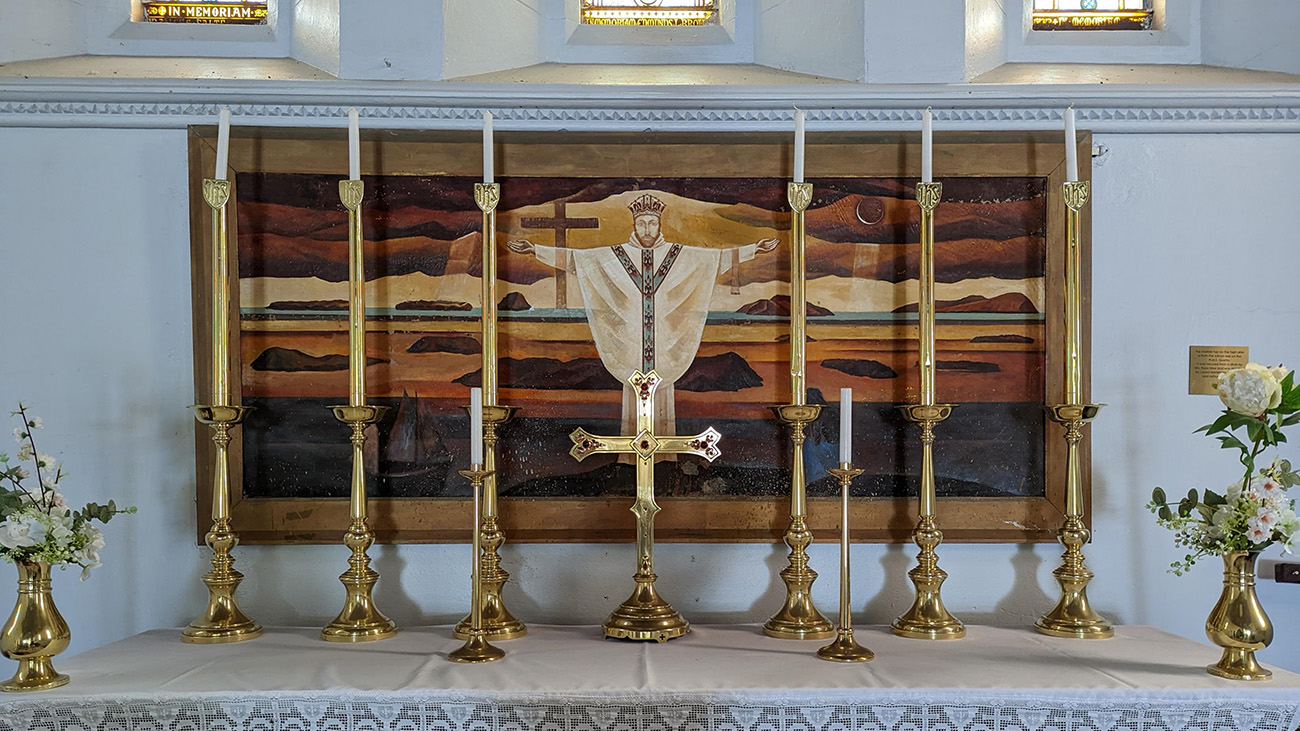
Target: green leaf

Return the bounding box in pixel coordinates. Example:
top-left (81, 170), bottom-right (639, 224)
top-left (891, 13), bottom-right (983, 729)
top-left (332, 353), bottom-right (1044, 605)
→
top-left (1152, 486), bottom-right (1167, 505)
top-left (1159, 505), bottom-right (1173, 521)
top-left (1204, 489), bottom-right (1226, 507)
top-left (1247, 419), bottom-right (1266, 444)
top-left (1178, 499), bottom-right (1195, 517)
top-left (1187, 488), bottom-right (1198, 503)
top-left (1219, 433), bottom-right (1248, 452)
top-left (1281, 413), bottom-right (1300, 427)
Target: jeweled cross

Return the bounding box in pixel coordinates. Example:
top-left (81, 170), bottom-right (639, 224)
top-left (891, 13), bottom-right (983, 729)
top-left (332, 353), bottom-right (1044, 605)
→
top-left (570, 370), bottom-right (721, 640)
top-left (520, 201), bottom-right (599, 309)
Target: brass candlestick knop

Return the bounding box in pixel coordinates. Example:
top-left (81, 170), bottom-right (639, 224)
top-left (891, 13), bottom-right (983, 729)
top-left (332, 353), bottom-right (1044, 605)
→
top-left (183, 178), bottom-right (261, 645)
top-left (817, 464), bottom-right (873, 663)
top-left (893, 405), bottom-right (964, 640)
top-left (449, 467), bottom-right (506, 663)
top-left (765, 181), bottom-right (834, 641)
top-left (453, 182), bottom-right (527, 643)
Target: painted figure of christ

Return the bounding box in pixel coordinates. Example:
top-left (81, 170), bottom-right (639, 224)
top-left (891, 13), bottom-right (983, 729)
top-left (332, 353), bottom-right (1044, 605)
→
top-left (508, 193), bottom-right (778, 437)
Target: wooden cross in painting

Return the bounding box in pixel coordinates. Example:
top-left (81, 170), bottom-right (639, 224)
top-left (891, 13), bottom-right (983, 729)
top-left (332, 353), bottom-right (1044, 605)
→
top-left (520, 201), bottom-right (599, 309)
top-left (569, 370), bottom-right (722, 641)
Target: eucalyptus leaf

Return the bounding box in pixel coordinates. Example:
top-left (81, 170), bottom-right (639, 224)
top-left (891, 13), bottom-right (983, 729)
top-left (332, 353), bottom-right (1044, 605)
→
top-left (1158, 505), bottom-right (1173, 521)
top-left (1152, 486), bottom-right (1167, 505)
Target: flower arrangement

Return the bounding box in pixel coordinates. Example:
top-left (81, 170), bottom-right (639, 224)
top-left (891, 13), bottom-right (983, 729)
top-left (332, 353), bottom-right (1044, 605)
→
top-left (0, 404), bottom-right (134, 579)
top-left (1149, 363), bottom-right (1300, 575)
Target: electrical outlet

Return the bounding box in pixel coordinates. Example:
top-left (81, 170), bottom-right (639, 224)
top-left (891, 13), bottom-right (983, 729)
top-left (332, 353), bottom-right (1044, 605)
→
top-left (1275, 563), bottom-right (1300, 584)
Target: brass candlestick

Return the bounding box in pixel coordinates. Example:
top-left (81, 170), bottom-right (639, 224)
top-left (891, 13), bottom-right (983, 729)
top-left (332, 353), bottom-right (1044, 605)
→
top-left (1036, 180), bottom-right (1112, 640)
top-left (571, 371), bottom-right (722, 642)
top-left (765, 181), bottom-right (834, 641)
top-left (183, 179), bottom-right (261, 645)
top-left (817, 463), bottom-right (873, 663)
top-left (454, 182), bottom-right (526, 642)
top-left (449, 467), bottom-right (506, 663)
top-left (893, 181), bottom-right (964, 641)
top-left (322, 179), bottom-right (397, 643)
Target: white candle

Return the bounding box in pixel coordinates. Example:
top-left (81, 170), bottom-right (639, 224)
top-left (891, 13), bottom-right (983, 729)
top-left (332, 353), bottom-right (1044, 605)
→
top-left (483, 111), bottom-right (494, 184)
top-left (1065, 106), bottom-right (1078, 183)
top-left (470, 387), bottom-right (483, 467)
top-left (921, 107), bottom-right (933, 184)
top-left (348, 108), bottom-right (360, 181)
top-left (214, 107), bottom-right (230, 181)
top-left (839, 387), bottom-right (852, 465)
top-left (793, 108), bottom-right (805, 183)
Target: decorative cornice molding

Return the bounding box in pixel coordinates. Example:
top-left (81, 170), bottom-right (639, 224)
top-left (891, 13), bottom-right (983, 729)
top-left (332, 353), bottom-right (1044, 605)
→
top-left (3, 79), bottom-right (1300, 132)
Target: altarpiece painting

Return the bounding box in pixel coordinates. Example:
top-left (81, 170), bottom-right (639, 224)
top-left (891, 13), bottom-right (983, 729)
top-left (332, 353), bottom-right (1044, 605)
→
top-left (188, 130), bottom-right (1092, 544)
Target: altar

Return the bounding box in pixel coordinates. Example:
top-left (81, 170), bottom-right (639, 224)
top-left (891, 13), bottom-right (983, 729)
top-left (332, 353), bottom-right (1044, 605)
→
top-left (3, 625), bottom-right (1297, 731)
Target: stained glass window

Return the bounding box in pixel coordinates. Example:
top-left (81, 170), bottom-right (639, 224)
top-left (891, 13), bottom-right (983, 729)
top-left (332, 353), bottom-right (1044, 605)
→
top-left (141, 0), bottom-right (268, 24)
top-left (1032, 0), bottom-right (1152, 30)
top-left (580, 0), bottom-right (718, 27)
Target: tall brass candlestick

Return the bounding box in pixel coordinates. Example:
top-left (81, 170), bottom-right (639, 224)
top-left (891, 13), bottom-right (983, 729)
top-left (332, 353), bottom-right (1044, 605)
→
top-left (817, 463), bottom-right (873, 662)
top-left (449, 467), bottom-right (505, 663)
top-left (893, 181), bottom-right (964, 641)
top-left (453, 183), bottom-right (526, 642)
top-left (322, 179), bottom-right (397, 643)
top-left (183, 179), bottom-right (262, 645)
top-left (765, 182), bottom-right (833, 641)
top-left (1037, 180), bottom-right (1113, 639)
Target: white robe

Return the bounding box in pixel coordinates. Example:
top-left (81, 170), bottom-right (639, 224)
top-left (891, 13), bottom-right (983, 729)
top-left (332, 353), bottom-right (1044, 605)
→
top-left (536, 235), bottom-right (757, 437)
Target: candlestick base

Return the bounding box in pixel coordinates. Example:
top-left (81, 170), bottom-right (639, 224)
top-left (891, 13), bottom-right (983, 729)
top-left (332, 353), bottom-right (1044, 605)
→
top-left (448, 629), bottom-right (506, 663)
top-left (1037, 403), bottom-right (1112, 639)
top-left (764, 403), bottom-right (835, 641)
top-left (184, 404), bottom-right (262, 645)
top-left (817, 628), bottom-right (874, 663)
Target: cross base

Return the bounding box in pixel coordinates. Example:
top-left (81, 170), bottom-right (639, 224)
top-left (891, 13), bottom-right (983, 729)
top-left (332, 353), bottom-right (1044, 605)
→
top-left (602, 572), bottom-right (690, 643)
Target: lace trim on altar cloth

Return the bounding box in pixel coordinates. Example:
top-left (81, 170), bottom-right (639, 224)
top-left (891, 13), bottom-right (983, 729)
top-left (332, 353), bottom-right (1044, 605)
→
top-left (1, 692), bottom-right (1296, 731)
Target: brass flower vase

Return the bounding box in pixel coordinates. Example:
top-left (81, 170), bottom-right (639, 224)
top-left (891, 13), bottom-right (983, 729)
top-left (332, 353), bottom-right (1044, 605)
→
top-left (1205, 551), bottom-right (1273, 681)
top-left (1, 560), bottom-right (71, 691)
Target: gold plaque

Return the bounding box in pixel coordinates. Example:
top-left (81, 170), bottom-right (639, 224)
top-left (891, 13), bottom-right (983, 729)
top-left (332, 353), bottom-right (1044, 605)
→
top-left (1189, 346), bottom-right (1249, 395)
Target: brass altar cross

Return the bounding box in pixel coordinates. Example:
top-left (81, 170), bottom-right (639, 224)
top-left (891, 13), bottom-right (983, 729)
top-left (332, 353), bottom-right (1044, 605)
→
top-left (570, 370), bottom-right (721, 641)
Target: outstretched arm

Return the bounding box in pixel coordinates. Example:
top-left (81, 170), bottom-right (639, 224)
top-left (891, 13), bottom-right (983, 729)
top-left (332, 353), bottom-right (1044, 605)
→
top-left (719, 237), bottom-right (778, 275)
top-left (508, 239), bottom-right (572, 272)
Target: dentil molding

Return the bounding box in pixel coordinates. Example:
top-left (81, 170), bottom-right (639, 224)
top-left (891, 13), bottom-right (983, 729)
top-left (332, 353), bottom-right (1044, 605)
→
top-left (3, 78), bottom-right (1300, 133)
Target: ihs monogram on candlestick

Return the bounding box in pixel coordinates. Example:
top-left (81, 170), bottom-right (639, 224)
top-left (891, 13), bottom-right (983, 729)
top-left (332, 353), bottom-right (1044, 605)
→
top-left (452, 125), bottom-right (526, 641)
top-left (570, 370), bottom-right (721, 642)
top-left (183, 166), bottom-right (263, 644)
top-left (1035, 174), bottom-right (1112, 640)
top-left (321, 137), bottom-right (398, 641)
top-left (892, 135), bottom-right (965, 639)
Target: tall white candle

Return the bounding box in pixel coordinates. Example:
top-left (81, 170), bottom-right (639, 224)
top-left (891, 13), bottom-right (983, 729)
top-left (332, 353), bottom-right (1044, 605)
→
top-left (470, 387), bottom-right (484, 466)
top-left (214, 107), bottom-right (230, 181)
top-left (348, 108), bottom-right (360, 181)
top-left (921, 107), bottom-right (933, 184)
top-left (839, 387), bottom-right (852, 465)
top-left (1064, 106), bottom-right (1078, 183)
top-left (483, 111), bottom-right (494, 184)
top-left (793, 108), bottom-right (805, 183)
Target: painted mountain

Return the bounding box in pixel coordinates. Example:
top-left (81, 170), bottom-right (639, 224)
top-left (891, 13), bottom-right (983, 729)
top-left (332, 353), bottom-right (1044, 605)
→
top-left (236, 174), bottom-right (1046, 501)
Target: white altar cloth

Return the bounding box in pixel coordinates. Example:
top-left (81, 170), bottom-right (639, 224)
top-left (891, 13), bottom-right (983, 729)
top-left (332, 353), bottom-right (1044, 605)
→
top-left (2, 625), bottom-right (1298, 731)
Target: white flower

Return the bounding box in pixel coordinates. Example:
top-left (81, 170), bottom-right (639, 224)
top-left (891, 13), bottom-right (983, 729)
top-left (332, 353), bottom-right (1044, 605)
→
top-left (0, 516), bottom-right (46, 550)
top-left (1254, 508), bottom-right (1279, 530)
top-left (26, 417), bottom-right (40, 430)
top-left (1247, 522), bottom-right (1272, 543)
top-left (76, 527), bottom-right (105, 581)
top-left (1215, 363), bottom-right (1284, 417)
top-left (15, 445), bottom-right (32, 462)
top-left (1268, 365), bottom-right (1291, 382)
top-left (11, 466), bottom-right (28, 481)
top-left (34, 453), bottom-right (56, 472)
top-left (11, 428), bottom-right (24, 446)
top-left (1251, 475), bottom-right (1284, 501)
top-left (1208, 506), bottom-right (1231, 538)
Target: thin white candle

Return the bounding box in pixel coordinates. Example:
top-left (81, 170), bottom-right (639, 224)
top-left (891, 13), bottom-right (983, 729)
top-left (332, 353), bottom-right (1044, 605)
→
top-left (214, 107), bottom-right (230, 181)
top-left (921, 107), bottom-right (933, 184)
top-left (839, 387), bottom-right (852, 465)
top-left (793, 108), bottom-right (805, 183)
top-left (483, 111), bottom-right (494, 184)
top-left (1065, 106), bottom-right (1078, 183)
top-left (470, 387), bottom-right (484, 466)
top-left (348, 108), bottom-right (360, 181)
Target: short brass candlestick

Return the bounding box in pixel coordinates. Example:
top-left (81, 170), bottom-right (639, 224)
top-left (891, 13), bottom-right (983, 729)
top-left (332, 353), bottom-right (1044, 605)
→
top-left (765, 181), bottom-right (834, 641)
top-left (1036, 181), bottom-right (1112, 640)
top-left (449, 467), bottom-right (506, 663)
top-left (183, 179), bottom-right (261, 645)
top-left (893, 181), bottom-right (964, 641)
top-left (817, 463), bottom-right (873, 663)
top-left (454, 182), bottom-right (526, 642)
top-left (322, 179), bottom-right (397, 643)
